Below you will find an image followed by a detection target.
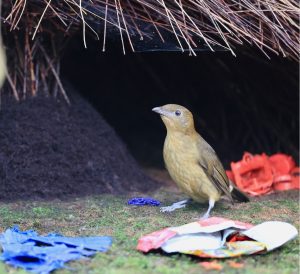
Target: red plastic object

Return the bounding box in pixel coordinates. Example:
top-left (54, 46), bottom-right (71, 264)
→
top-left (273, 167), bottom-right (300, 191)
top-left (228, 152), bottom-right (299, 196)
top-left (269, 154), bottom-right (295, 175)
top-left (227, 233), bottom-right (252, 243)
top-left (230, 152), bottom-right (273, 196)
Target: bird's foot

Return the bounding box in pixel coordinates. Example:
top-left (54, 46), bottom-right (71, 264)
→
top-left (200, 212), bottom-right (210, 220)
top-left (199, 199), bottom-right (215, 220)
top-left (160, 200), bottom-right (188, 212)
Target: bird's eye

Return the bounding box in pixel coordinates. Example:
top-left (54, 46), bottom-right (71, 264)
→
top-left (175, 110), bottom-right (181, 116)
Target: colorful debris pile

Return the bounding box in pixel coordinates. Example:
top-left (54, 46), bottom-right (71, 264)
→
top-left (137, 217), bottom-right (298, 258)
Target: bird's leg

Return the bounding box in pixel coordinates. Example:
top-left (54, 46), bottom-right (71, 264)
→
top-left (200, 199), bottom-right (215, 220)
top-left (160, 199), bottom-right (192, 212)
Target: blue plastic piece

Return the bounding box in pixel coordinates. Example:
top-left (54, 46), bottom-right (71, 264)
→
top-left (0, 226), bottom-right (112, 274)
top-left (128, 197), bottom-right (161, 206)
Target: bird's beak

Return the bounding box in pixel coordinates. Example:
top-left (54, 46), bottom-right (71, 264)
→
top-left (152, 107), bottom-right (169, 117)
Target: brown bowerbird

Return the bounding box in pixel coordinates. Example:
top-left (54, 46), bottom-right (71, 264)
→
top-left (152, 104), bottom-right (249, 219)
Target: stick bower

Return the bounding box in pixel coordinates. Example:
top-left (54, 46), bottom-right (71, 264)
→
top-left (1, 0), bottom-right (299, 99)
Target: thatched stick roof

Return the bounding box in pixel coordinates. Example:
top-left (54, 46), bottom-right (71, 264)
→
top-left (1, 0), bottom-right (299, 99)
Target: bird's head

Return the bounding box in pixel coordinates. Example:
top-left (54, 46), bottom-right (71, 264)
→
top-left (152, 104), bottom-right (195, 133)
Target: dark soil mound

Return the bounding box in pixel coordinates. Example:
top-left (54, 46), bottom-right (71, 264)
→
top-left (0, 86), bottom-right (156, 201)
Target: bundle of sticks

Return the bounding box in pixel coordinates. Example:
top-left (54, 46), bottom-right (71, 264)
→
top-left (1, 0), bottom-right (299, 99)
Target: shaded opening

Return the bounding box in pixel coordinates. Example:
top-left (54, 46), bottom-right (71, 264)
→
top-left (61, 38), bottom-right (299, 169)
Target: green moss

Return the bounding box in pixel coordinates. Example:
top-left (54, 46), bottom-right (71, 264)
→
top-left (32, 206), bottom-right (54, 217)
top-left (0, 190), bottom-right (298, 274)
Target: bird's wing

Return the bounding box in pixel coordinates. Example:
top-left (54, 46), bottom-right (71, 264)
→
top-left (197, 137), bottom-right (233, 201)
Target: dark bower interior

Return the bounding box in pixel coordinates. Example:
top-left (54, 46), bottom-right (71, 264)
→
top-left (62, 38), bottom-right (299, 169)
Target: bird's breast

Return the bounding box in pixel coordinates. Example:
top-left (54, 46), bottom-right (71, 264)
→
top-left (163, 133), bottom-right (211, 201)
top-left (163, 134), bottom-right (199, 168)
top-left (163, 133), bottom-right (221, 202)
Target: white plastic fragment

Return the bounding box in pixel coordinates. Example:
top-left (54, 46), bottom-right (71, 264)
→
top-left (243, 221), bottom-right (298, 251)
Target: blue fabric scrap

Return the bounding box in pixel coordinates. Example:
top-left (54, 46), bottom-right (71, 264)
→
top-left (128, 197), bottom-right (160, 206)
top-left (0, 226), bottom-right (112, 274)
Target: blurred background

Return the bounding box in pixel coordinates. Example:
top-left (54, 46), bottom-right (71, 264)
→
top-left (62, 39), bottom-right (299, 168)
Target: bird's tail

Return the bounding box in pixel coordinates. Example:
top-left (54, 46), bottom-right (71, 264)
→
top-left (229, 183), bottom-right (249, 202)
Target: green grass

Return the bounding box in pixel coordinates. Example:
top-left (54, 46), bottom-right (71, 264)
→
top-left (0, 188), bottom-right (299, 274)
